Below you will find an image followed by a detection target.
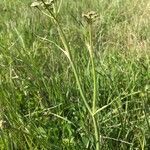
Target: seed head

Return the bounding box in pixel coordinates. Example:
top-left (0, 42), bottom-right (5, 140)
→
top-left (30, 1), bottom-right (42, 8)
top-left (31, 0), bottom-right (55, 8)
top-left (0, 119), bottom-right (8, 129)
top-left (41, 0), bottom-right (55, 7)
top-left (82, 11), bottom-right (98, 24)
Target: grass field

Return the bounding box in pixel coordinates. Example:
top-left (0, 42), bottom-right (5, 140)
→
top-left (0, 0), bottom-right (150, 149)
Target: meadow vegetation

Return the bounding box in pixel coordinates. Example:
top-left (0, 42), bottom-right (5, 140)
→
top-left (0, 0), bottom-right (150, 149)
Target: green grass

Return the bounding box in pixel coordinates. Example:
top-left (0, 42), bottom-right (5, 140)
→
top-left (0, 0), bottom-right (150, 149)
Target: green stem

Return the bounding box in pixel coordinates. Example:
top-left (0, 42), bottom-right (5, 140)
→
top-left (70, 61), bottom-right (92, 115)
top-left (88, 24), bottom-right (97, 114)
top-left (88, 24), bottom-right (100, 150)
top-left (92, 115), bottom-right (100, 150)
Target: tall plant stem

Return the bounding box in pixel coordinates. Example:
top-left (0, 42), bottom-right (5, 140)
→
top-left (92, 115), bottom-right (100, 150)
top-left (40, 1), bottom-right (92, 115)
top-left (39, 2), bottom-right (99, 148)
top-left (88, 24), bottom-right (97, 114)
top-left (57, 20), bottom-right (93, 116)
top-left (87, 24), bottom-right (100, 150)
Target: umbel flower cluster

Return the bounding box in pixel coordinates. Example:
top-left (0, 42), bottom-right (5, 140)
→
top-left (82, 11), bottom-right (98, 24)
top-left (31, 0), bottom-right (55, 8)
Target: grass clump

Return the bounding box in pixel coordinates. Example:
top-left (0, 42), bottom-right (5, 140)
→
top-left (0, 0), bottom-right (150, 149)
